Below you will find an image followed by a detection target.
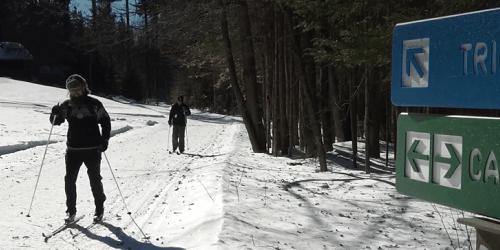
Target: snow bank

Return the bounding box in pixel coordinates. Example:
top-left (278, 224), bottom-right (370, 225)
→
top-left (0, 140), bottom-right (60, 156)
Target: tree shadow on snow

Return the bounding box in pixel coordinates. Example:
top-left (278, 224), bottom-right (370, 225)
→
top-left (73, 222), bottom-right (185, 250)
top-left (330, 143), bottom-right (395, 172)
top-left (326, 150), bottom-right (395, 174)
top-left (283, 172), bottom-right (395, 189)
top-left (281, 177), bottom-right (398, 247)
top-left (183, 152), bottom-right (226, 158)
top-left (186, 113), bottom-right (242, 125)
top-left (280, 182), bottom-right (340, 246)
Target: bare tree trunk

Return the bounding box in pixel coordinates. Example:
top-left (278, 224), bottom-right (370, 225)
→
top-left (265, 52), bottom-right (271, 152)
top-left (287, 40), bottom-right (295, 156)
top-left (271, 7), bottom-right (279, 156)
top-left (328, 65), bottom-right (345, 142)
top-left (385, 92), bottom-right (390, 167)
top-left (299, 76), bottom-right (305, 151)
top-left (263, 4), bottom-right (273, 153)
top-left (285, 28), bottom-right (292, 156)
top-left (293, 77), bottom-right (299, 146)
top-left (279, 12), bottom-right (289, 155)
top-left (286, 12), bottom-right (327, 171)
top-left (368, 69), bottom-right (381, 159)
top-left (363, 66), bottom-right (370, 173)
top-left (301, 69), bottom-right (327, 171)
top-left (218, 0), bottom-right (262, 153)
top-left (272, 59), bottom-right (279, 155)
top-left (236, 0), bottom-right (266, 152)
top-left (265, 48), bottom-right (272, 153)
top-left (125, 0), bottom-right (130, 28)
top-left (349, 70), bottom-right (358, 169)
top-left (303, 36), bottom-right (318, 156)
top-left (320, 66), bottom-right (333, 151)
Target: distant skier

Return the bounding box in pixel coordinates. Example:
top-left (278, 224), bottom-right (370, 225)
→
top-left (168, 95), bottom-right (191, 154)
top-left (49, 74), bottom-right (111, 223)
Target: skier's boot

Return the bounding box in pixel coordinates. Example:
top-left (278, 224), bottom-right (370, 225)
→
top-left (64, 212), bottom-right (76, 224)
top-left (93, 207), bottom-right (104, 223)
top-left (93, 213), bottom-right (103, 223)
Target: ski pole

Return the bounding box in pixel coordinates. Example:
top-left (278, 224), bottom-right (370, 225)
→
top-left (27, 116), bottom-right (56, 217)
top-left (103, 152), bottom-right (150, 240)
top-left (185, 122), bottom-right (189, 150)
top-left (167, 124), bottom-right (171, 152)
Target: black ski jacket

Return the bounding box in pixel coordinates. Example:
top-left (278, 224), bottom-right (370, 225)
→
top-left (168, 103), bottom-right (191, 126)
top-left (50, 96), bottom-right (111, 150)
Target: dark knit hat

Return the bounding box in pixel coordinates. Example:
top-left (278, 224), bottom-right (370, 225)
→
top-left (65, 74), bottom-right (90, 94)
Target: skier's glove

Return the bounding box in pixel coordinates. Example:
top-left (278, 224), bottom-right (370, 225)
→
top-left (100, 138), bottom-right (109, 152)
top-left (183, 106), bottom-right (191, 116)
top-left (52, 105), bottom-right (61, 114)
top-left (168, 120), bottom-right (172, 126)
top-left (50, 105), bottom-right (64, 125)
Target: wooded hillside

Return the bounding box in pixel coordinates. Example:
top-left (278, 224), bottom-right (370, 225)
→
top-left (1, 0), bottom-right (498, 170)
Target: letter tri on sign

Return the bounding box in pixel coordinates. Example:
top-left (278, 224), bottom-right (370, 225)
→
top-left (397, 113), bottom-right (500, 220)
top-left (392, 8), bottom-right (500, 109)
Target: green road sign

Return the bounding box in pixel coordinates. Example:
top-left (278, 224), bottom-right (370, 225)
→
top-left (396, 113), bottom-right (500, 219)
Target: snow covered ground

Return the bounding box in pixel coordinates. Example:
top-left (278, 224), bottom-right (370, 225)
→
top-left (0, 78), bottom-right (475, 249)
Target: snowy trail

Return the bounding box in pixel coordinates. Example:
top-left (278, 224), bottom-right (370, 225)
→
top-left (0, 78), bottom-right (241, 249)
top-left (1, 114), bottom-right (238, 249)
top-left (1, 78), bottom-right (477, 249)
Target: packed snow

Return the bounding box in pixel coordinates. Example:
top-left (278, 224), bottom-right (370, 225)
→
top-left (0, 77), bottom-right (475, 249)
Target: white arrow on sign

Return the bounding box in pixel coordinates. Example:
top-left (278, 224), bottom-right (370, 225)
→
top-left (402, 38), bottom-right (429, 88)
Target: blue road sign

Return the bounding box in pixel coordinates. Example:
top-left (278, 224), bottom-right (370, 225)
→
top-left (391, 8), bottom-right (500, 109)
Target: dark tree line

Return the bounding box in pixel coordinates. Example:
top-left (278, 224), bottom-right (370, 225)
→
top-left (2, 0), bottom-right (500, 170)
top-left (215, 0), bottom-right (500, 171)
top-left (0, 0), bottom-right (186, 103)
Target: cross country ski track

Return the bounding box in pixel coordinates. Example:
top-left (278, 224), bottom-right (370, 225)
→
top-left (71, 120), bottom-right (235, 249)
top-left (0, 105), bottom-right (240, 249)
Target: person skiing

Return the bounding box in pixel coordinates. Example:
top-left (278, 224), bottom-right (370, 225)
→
top-left (168, 95), bottom-right (191, 154)
top-left (49, 74), bottom-right (111, 223)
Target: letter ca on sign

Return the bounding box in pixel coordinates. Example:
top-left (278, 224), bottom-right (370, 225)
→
top-left (406, 131), bottom-right (500, 187)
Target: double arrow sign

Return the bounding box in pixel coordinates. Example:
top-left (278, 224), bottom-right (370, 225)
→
top-left (408, 139), bottom-right (461, 179)
top-left (396, 113), bottom-right (500, 219)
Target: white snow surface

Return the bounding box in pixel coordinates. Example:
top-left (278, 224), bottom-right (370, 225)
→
top-left (0, 78), bottom-right (474, 249)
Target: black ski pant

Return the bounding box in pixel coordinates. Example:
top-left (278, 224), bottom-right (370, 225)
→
top-left (65, 149), bottom-right (106, 215)
top-left (172, 125), bottom-right (186, 152)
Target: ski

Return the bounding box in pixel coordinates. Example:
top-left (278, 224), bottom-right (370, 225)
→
top-left (71, 216), bottom-right (104, 239)
top-left (43, 215), bottom-right (85, 241)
